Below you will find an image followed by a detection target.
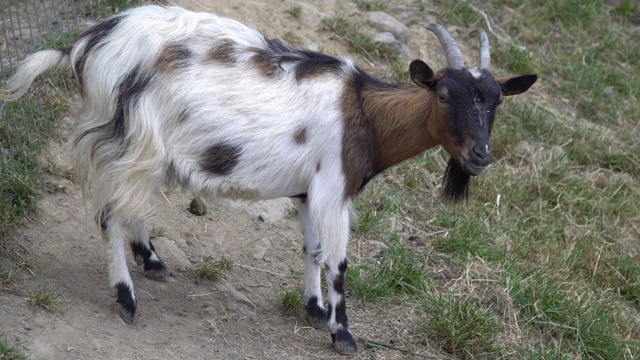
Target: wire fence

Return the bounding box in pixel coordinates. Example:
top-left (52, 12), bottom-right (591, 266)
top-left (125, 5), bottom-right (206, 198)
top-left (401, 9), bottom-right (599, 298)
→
top-left (0, 0), bottom-right (106, 173)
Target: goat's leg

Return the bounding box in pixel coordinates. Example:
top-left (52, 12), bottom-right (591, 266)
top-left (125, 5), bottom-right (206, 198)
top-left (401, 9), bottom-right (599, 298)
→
top-left (298, 197), bottom-right (328, 330)
top-left (308, 188), bottom-right (357, 354)
top-left (129, 222), bottom-right (167, 281)
top-left (97, 207), bottom-right (137, 324)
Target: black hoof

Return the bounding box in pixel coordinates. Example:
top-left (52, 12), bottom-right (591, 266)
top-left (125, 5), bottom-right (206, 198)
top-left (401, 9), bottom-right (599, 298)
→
top-left (332, 327), bottom-right (357, 355)
top-left (144, 262), bottom-right (167, 281)
top-left (117, 303), bottom-right (135, 324)
top-left (306, 296), bottom-right (329, 331)
top-left (115, 283), bottom-right (136, 324)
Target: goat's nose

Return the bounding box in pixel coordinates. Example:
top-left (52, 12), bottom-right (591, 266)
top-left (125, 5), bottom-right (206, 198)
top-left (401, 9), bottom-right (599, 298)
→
top-left (472, 143), bottom-right (490, 160)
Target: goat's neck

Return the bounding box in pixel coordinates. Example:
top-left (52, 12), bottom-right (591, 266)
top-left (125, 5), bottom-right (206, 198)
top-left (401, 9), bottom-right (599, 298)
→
top-left (362, 85), bottom-right (438, 173)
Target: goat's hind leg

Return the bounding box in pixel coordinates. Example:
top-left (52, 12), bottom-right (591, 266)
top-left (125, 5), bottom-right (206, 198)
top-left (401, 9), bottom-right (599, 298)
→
top-left (129, 222), bottom-right (167, 281)
top-left (98, 208), bottom-right (137, 324)
top-left (298, 198), bottom-right (329, 330)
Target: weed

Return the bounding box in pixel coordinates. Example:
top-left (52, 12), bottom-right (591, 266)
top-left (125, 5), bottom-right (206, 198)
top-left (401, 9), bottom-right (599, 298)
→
top-left (421, 295), bottom-right (502, 359)
top-left (27, 285), bottom-right (61, 311)
top-left (149, 226), bottom-right (166, 239)
top-left (347, 244), bottom-right (430, 301)
top-left (0, 263), bottom-right (14, 287)
top-left (323, 16), bottom-right (394, 61)
top-left (280, 288), bottom-right (302, 315)
top-left (0, 339), bottom-right (27, 360)
top-left (356, 0), bottom-right (388, 12)
top-left (197, 256), bottom-right (233, 281)
top-left (285, 5), bottom-right (301, 19)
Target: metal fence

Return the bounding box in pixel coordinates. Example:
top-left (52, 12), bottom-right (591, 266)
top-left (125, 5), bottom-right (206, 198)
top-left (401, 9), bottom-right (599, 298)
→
top-left (0, 0), bottom-right (105, 172)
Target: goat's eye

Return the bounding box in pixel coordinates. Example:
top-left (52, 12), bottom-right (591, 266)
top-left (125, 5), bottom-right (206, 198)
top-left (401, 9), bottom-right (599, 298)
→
top-left (438, 94), bottom-right (449, 103)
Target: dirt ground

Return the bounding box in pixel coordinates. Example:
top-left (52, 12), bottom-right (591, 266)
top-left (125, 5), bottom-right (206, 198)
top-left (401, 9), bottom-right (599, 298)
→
top-left (0, 1), bottom-right (451, 359)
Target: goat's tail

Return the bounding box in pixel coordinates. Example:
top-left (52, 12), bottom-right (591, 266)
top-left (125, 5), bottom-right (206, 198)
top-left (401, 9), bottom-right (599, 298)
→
top-left (0, 50), bottom-right (70, 102)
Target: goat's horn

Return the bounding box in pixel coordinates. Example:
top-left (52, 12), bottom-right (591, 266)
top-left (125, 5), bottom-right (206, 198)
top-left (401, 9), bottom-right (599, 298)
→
top-left (426, 23), bottom-right (464, 69)
top-left (469, 29), bottom-right (490, 70)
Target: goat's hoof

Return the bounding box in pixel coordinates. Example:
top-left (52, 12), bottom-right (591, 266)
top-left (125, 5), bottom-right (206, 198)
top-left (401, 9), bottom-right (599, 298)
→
top-left (134, 254), bottom-right (145, 266)
top-left (116, 303), bottom-right (136, 324)
top-left (189, 197), bottom-right (206, 216)
top-left (115, 283), bottom-right (137, 324)
top-left (332, 328), bottom-right (357, 355)
top-left (307, 314), bottom-right (329, 331)
top-left (144, 268), bottom-right (167, 281)
top-left (144, 261), bottom-right (167, 281)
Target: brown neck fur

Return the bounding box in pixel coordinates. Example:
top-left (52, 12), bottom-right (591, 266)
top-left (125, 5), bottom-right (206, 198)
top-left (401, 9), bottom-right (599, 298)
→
top-left (361, 85), bottom-right (439, 173)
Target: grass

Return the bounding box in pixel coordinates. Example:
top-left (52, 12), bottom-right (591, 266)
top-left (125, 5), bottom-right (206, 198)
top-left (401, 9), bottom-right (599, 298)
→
top-left (285, 5), bottom-right (302, 19)
top-left (323, 16), bottom-right (395, 62)
top-left (356, 0), bottom-right (388, 12)
top-left (0, 340), bottom-right (27, 360)
top-left (26, 285), bottom-right (61, 311)
top-left (331, 1), bottom-right (640, 357)
top-left (149, 226), bottom-right (166, 239)
top-left (281, 288), bottom-right (302, 315)
top-left (196, 256), bottom-right (234, 282)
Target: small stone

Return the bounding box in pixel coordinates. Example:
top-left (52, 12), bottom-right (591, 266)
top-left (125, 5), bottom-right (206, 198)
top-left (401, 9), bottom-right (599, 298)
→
top-left (388, 5), bottom-right (423, 26)
top-left (188, 197), bottom-right (207, 216)
top-left (253, 245), bottom-right (267, 260)
top-left (368, 240), bottom-right (389, 258)
top-left (258, 212), bottom-right (269, 222)
top-left (367, 12), bottom-right (410, 40)
top-left (373, 32), bottom-right (413, 60)
top-left (151, 237), bottom-right (191, 268)
top-left (66, 346), bottom-right (74, 352)
top-left (293, 2), bottom-right (327, 27)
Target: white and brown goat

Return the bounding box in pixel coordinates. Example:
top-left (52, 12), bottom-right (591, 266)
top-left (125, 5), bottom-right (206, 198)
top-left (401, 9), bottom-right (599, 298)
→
top-left (0, 5), bottom-right (537, 354)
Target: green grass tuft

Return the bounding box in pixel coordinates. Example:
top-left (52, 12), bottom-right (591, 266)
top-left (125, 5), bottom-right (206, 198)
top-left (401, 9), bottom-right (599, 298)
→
top-left (280, 288), bottom-right (302, 315)
top-left (285, 5), bottom-right (302, 19)
top-left (421, 295), bottom-right (503, 359)
top-left (0, 339), bottom-right (27, 360)
top-left (27, 285), bottom-right (61, 311)
top-left (197, 256), bottom-right (234, 281)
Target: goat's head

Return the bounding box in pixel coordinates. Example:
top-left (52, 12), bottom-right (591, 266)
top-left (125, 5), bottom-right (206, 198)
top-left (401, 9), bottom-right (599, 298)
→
top-left (409, 24), bottom-right (537, 203)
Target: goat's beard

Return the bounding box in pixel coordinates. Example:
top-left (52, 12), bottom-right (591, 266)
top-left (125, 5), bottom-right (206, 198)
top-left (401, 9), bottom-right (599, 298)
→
top-left (441, 157), bottom-right (471, 204)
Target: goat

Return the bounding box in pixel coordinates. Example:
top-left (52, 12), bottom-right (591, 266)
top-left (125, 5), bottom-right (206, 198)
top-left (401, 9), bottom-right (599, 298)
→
top-left (0, 5), bottom-right (537, 354)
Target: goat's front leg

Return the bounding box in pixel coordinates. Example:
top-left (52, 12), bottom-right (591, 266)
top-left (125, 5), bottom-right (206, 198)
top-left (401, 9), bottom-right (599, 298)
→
top-left (97, 207), bottom-right (136, 324)
top-left (307, 190), bottom-right (357, 354)
top-left (129, 222), bottom-right (166, 281)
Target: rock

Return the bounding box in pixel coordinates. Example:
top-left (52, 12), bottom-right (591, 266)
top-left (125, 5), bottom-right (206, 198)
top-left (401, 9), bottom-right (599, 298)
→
top-left (367, 12), bottom-right (410, 40)
top-left (151, 237), bottom-right (191, 268)
top-left (293, 2), bottom-right (327, 27)
top-left (368, 240), bottom-right (388, 258)
top-left (253, 237), bottom-right (271, 260)
top-left (373, 32), bottom-right (413, 60)
top-left (188, 197), bottom-right (207, 216)
top-left (231, 198), bottom-right (293, 223)
top-left (388, 5), bottom-right (423, 26)
top-left (214, 281), bottom-right (256, 309)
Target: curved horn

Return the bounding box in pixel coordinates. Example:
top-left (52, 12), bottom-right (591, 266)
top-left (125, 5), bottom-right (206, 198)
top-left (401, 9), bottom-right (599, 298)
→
top-left (469, 28), bottom-right (490, 70)
top-left (426, 23), bottom-right (464, 69)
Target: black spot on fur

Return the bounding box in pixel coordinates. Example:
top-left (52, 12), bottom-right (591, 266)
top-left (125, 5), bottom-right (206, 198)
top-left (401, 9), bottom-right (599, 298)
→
top-left (75, 65), bottom-right (152, 159)
top-left (200, 143), bottom-right (242, 176)
top-left (156, 43), bottom-right (192, 72)
top-left (207, 39), bottom-right (237, 64)
top-left (293, 127), bottom-right (307, 144)
top-left (334, 297), bottom-right (348, 326)
top-left (333, 259), bottom-right (348, 294)
top-left (72, 15), bottom-right (125, 92)
top-left (249, 37), bottom-right (343, 80)
top-left (115, 282), bottom-right (136, 323)
top-left (442, 158), bottom-right (470, 204)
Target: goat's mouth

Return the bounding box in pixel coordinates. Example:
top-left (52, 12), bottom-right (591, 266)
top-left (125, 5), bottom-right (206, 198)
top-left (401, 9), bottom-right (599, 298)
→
top-left (458, 153), bottom-right (488, 176)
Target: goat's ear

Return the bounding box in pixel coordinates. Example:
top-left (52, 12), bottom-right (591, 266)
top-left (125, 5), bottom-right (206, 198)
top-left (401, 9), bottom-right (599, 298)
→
top-left (410, 60), bottom-right (436, 90)
top-left (497, 74), bottom-right (538, 96)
